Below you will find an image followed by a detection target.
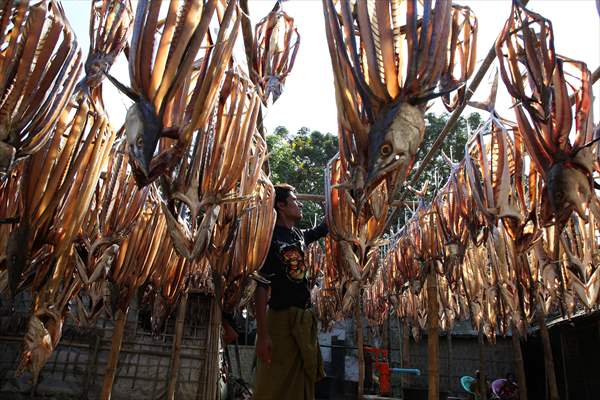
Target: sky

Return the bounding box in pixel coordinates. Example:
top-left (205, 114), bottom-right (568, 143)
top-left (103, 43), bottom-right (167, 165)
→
top-left (62, 0), bottom-right (600, 136)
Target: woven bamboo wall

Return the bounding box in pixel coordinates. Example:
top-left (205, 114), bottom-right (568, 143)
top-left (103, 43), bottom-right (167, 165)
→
top-left (0, 292), bottom-right (214, 399)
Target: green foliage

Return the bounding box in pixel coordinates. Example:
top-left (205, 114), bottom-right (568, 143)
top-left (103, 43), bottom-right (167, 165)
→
top-left (266, 126), bottom-right (338, 229)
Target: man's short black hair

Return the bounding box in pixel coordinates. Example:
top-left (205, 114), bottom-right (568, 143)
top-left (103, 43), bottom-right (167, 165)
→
top-left (274, 183), bottom-right (296, 210)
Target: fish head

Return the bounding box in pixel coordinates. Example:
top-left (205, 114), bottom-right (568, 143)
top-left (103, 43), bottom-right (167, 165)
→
top-left (547, 160), bottom-right (592, 223)
top-left (105, 73), bottom-right (162, 179)
top-left (366, 102), bottom-right (425, 194)
top-left (125, 99), bottom-right (162, 178)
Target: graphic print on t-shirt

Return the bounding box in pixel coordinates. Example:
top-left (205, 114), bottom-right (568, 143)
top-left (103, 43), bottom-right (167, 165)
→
top-left (279, 243), bottom-right (307, 282)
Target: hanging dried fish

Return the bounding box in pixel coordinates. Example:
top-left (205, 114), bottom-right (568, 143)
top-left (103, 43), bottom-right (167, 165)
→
top-left (106, 0), bottom-right (240, 186)
top-left (252, 2), bottom-right (300, 104)
top-left (433, 162), bottom-right (469, 283)
top-left (162, 70), bottom-right (261, 261)
top-left (82, 0), bottom-right (133, 94)
top-left (0, 0), bottom-right (82, 173)
top-left (71, 142), bottom-right (148, 326)
top-left (324, 154), bottom-right (388, 314)
top-left (561, 213), bottom-right (600, 310)
top-left (5, 92), bottom-right (115, 298)
top-left (108, 198), bottom-right (166, 314)
top-left (441, 5), bottom-right (478, 111)
top-left (13, 93), bottom-right (116, 381)
top-left (363, 267), bottom-right (389, 327)
top-left (204, 128), bottom-right (273, 307)
top-left (322, 0), bottom-right (477, 200)
top-left (312, 236), bottom-right (342, 330)
top-left (147, 240), bottom-right (190, 336)
top-left (223, 170), bottom-right (276, 312)
top-left (15, 254), bottom-right (80, 386)
top-left (305, 240), bottom-right (325, 288)
top-left (496, 1), bottom-right (597, 226)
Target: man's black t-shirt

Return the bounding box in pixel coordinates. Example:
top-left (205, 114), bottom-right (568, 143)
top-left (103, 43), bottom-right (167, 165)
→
top-left (259, 222), bottom-right (328, 310)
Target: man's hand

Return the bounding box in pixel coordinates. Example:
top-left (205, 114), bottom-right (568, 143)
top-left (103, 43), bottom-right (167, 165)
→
top-left (256, 333), bottom-right (272, 365)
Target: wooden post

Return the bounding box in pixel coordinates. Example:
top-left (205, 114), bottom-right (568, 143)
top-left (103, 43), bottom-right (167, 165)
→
top-left (382, 313), bottom-right (390, 394)
top-left (559, 329), bottom-right (570, 400)
top-left (82, 333), bottom-right (101, 397)
top-left (354, 299), bottom-right (365, 399)
top-left (100, 308), bottom-right (128, 400)
top-left (447, 331), bottom-right (453, 394)
top-left (201, 295), bottom-right (221, 400)
top-left (511, 327), bottom-right (528, 400)
top-left (384, 313), bottom-right (390, 361)
top-left (478, 330), bottom-right (487, 400)
top-left (167, 291), bottom-right (189, 400)
top-left (427, 270), bottom-right (439, 400)
top-left (536, 305), bottom-right (559, 400)
top-left (401, 318), bottom-right (410, 392)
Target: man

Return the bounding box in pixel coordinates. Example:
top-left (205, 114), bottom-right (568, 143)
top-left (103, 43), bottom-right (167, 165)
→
top-left (253, 184), bottom-right (328, 400)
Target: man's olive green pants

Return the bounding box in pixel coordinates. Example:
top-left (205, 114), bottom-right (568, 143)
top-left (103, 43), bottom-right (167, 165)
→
top-left (253, 307), bottom-right (324, 400)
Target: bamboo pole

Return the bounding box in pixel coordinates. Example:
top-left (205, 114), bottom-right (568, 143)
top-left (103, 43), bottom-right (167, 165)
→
top-left (401, 318), bottom-right (410, 393)
top-left (167, 291), bottom-right (189, 400)
top-left (559, 330), bottom-right (570, 400)
top-left (447, 331), bottom-right (453, 394)
top-left (383, 314), bottom-right (390, 361)
top-left (100, 308), bottom-right (128, 400)
top-left (82, 333), bottom-right (100, 397)
top-left (427, 270), bottom-right (439, 400)
top-left (536, 227), bottom-right (561, 400)
top-left (511, 327), bottom-right (528, 400)
top-left (354, 299), bottom-right (365, 399)
top-left (296, 193), bottom-right (325, 203)
top-left (202, 295), bottom-right (221, 400)
top-left (592, 65), bottom-right (600, 83)
top-left (536, 305), bottom-right (560, 400)
top-left (478, 330), bottom-right (487, 400)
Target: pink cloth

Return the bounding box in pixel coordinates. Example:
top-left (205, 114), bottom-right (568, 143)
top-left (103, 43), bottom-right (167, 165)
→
top-left (491, 379), bottom-right (518, 399)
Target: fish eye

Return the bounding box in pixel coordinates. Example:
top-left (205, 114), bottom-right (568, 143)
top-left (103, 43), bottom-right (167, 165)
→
top-left (380, 143), bottom-right (392, 157)
top-left (136, 136), bottom-right (143, 147)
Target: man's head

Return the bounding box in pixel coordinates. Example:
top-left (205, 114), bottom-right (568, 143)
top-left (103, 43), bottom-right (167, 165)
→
top-left (274, 183), bottom-right (303, 225)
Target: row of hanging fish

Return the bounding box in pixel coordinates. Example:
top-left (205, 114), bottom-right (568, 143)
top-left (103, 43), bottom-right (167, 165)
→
top-left (0, 0), bottom-right (299, 385)
top-left (342, 1), bottom-right (599, 342)
top-left (320, 0), bottom-right (478, 319)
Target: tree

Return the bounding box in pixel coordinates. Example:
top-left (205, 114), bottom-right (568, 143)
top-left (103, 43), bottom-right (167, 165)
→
top-left (267, 126), bottom-right (338, 228)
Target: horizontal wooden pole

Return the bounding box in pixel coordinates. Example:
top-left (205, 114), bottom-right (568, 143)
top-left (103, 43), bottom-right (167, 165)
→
top-left (296, 193), bottom-right (325, 202)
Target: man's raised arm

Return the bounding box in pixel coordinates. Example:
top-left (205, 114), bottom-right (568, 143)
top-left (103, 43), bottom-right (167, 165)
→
top-left (302, 220), bottom-right (328, 245)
